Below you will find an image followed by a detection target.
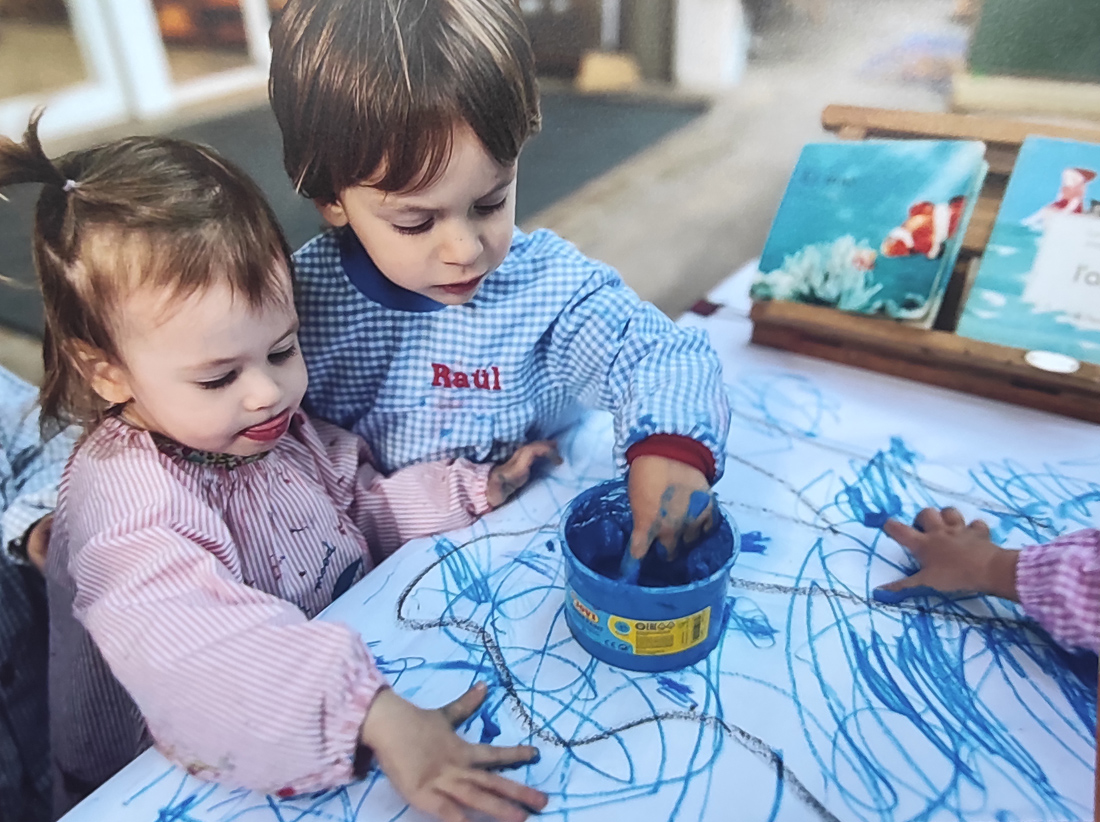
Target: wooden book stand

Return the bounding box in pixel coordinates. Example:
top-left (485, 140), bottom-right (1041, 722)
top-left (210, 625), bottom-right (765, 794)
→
top-left (749, 105), bottom-right (1100, 425)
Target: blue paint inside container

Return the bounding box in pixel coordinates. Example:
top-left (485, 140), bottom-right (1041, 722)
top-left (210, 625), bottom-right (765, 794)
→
top-left (561, 479), bottom-right (739, 672)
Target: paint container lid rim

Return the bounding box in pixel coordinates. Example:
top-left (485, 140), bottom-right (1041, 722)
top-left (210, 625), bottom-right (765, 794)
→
top-left (560, 479), bottom-right (740, 593)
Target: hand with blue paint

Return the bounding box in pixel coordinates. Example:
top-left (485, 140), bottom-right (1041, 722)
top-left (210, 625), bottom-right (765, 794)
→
top-left (617, 551), bottom-right (642, 584)
top-left (359, 682), bottom-right (547, 822)
top-left (875, 507), bottom-right (1020, 604)
top-left (487, 440), bottom-right (561, 508)
top-left (625, 456), bottom-right (717, 567)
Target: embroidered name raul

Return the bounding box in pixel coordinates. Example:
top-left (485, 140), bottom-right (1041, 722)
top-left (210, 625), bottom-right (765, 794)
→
top-left (291, 226), bottom-right (730, 476)
top-left (431, 363), bottom-right (502, 390)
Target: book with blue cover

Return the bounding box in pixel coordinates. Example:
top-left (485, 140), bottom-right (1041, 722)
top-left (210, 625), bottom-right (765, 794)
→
top-left (751, 139), bottom-right (988, 328)
top-left (956, 135), bottom-right (1100, 367)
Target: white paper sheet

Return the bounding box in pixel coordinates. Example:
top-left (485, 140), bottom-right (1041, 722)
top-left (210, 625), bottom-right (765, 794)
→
top-left (62, 269), bottom-right (1097, 822)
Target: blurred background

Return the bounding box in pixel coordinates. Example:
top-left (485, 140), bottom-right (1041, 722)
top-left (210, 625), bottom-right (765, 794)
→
top-left (2, 0), bottom-right (1096, 382)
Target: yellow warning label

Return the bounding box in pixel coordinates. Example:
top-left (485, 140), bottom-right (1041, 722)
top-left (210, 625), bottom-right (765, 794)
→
top-left (607, 607), bottom-right (711, 656)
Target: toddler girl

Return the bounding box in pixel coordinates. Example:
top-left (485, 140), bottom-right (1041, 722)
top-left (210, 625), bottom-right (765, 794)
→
top-left (0, 116), bottom-right (550, 822)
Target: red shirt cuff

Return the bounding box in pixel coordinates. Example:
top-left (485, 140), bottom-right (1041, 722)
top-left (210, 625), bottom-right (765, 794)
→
top-left (626, 434), bottom-right (716, 483)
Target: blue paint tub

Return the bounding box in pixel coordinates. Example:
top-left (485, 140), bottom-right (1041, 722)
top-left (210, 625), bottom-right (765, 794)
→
top-left (560, 479), bottom-right (739, 672)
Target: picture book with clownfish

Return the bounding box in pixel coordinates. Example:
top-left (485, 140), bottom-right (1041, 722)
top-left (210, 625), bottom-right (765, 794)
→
top-left (751, 139), bottom-right (988, 327)
top-left (956, 135), bottom-right (1100, 367)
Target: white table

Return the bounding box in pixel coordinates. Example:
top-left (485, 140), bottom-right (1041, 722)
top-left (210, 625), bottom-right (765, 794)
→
top-left (63, 266), bottom-right (1097, 822)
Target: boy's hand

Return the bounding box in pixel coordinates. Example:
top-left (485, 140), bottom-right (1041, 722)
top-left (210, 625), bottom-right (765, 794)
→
top-left (360, 683), bottom-right (547, 822)
top-left (626, 455), bottom-right (715, 561)
top-left (25, 514), bottom-right (53, 573)
top-left (487, 441), bottom-right (560, 508)
top-left (876, 506), bottom-right (1020, 603)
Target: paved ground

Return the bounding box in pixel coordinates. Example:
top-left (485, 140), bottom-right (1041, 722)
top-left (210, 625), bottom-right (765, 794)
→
top-left (525, 0), bottom-right (961, 317)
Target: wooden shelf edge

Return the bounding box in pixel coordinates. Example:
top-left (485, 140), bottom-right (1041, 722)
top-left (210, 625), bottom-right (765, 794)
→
top-left (764, 105), bottom-right (1100, 426)
top-left (952, 74), bottom-right (1100, 122)
top-left (750, 301), bottom-right (1100, 415)
top-left (822, 103), bottom-right (1100, 147)
top-left (750, 321), bottom-right (1100, 424)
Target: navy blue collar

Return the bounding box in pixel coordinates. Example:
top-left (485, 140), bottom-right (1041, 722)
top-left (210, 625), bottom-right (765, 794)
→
top-left (338, 228), bottom-right (447, 313)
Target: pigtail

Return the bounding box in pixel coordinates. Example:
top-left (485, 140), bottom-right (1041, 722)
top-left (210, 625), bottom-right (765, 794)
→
top-left (0, 110), bottom-right (67, 281)
top-left (0, 111), bottom-right (94, 430)
top-left (0, 111), bottom-right (87, 258)
top-left (0, 110), bottom-right (67, 190)
top-left (2, 113), bottom-right (294, 435)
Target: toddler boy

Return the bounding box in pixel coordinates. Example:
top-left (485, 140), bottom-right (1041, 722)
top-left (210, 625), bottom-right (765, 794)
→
top-left (270, 0), bottom-right (731, 559)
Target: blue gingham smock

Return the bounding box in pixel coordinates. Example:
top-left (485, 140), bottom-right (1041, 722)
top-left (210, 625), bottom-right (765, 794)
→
top-left (0, 368), bottom-right (76, 562)
top-left (0, 366), bottom-right (78, 822)
top-left (292, 226), bottom-right (730, 477)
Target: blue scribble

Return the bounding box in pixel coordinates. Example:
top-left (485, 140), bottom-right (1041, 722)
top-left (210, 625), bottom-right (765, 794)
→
top-left (330, 558), bottom-right (363, 600)
top-left (479, 703), bottom-right (502, 744)
top-left (312, 541), bottom-right (339, 592)
top-left (725, 597), bottom-right (778, 647)
top-left (105, 373), bottom-right (1096, 822)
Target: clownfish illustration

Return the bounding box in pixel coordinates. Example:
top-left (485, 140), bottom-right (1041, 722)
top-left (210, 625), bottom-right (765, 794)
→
top-left (1021, 166), bottom-right (1097, 231)
top-left (880, 196), bottom-right (967, 259)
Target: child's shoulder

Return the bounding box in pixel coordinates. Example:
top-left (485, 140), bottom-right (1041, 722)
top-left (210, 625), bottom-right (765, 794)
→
top-left (291, 228), bottom-right (342, 274)
top-left (65, 419), bottom-right (186, 512)
top-left (506, 226), bottom-right (586, 265)
top-left (497, 227), bottom-right (621, 290)
top-left (286, 411), bottom-right (363, 470)
top-left (73, 417), bottom-right (155, 463)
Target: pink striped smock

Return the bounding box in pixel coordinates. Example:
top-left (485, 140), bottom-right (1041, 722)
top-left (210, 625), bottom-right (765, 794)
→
top-left (46, 411), bottom-right (491, 815)
top-left (1018, 528), bottom-right (1100, 653)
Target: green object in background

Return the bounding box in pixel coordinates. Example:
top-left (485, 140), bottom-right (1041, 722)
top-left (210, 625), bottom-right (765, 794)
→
top-left (968, 0), bottom-right (1100, 82)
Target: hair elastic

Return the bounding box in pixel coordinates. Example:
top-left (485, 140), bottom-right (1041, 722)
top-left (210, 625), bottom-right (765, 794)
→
top-left (63, 179), bottom-right (79, 193)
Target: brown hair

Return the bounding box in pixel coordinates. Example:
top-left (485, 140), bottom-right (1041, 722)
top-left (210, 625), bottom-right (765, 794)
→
top-left (0, 113), bottom-right (293, 430)
top-left (269, 0), bottom-right (541, 202)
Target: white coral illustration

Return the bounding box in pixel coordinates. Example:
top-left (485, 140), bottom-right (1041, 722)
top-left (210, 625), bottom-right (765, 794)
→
top-left (752, 235), bottom-right (884, 312)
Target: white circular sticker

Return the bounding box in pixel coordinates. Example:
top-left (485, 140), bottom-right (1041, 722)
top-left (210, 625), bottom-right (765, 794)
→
top-left (1024, 350), bottom-right (1081, 374)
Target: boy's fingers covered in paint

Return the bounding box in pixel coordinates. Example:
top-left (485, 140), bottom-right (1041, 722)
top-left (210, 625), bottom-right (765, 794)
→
top-left (360, 685), bottom-right (547, 822)
top-left (626, 456), bottom-right (711, 560)
top-left (876, 508), bottom-right (1020, 604)
top-left (487, 440), bottom-right (561, 508)
top-left (679, 491), bottom-right (717, 547)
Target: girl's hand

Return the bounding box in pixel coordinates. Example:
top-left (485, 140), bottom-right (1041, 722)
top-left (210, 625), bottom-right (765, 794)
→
top-left (626, 456), bottom-right (715, 561)
top-left (487, 441), bottom-right (560, 508)
top-left (359, 683), bottom-right (547, 822)
top-left (877, 506), bottom-right (1020, 603)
